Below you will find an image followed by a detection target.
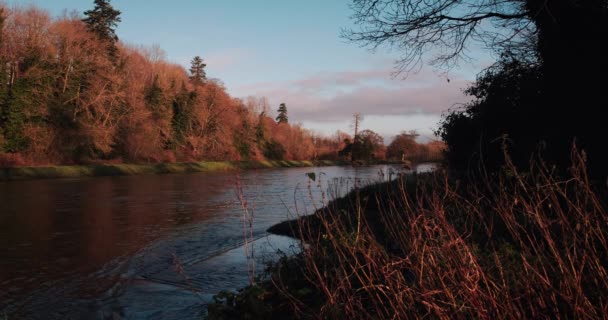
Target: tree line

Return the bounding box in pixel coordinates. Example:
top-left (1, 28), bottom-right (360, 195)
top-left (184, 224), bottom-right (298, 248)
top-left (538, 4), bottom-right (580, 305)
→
top-left (338, 114), bottom-right (444, 163)
top-left (0, 1), bottom-right (444, 167)
top-left (0, 2), bottom-right (330, 165)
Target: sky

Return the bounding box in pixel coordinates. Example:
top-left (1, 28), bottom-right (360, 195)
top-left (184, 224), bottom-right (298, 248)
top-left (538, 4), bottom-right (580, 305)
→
top-left (9, 0), bottom-right (493, 142)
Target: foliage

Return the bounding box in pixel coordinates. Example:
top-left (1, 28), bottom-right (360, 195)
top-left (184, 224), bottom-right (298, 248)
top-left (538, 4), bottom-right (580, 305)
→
top-left (275, 103), bottom-right (288, 124)
top-left (436, 57), bottom-right (543, 175)
top-left (386, 131), bottom-right (445, 163)
top-left (189, 56), bottom-right (207, 85)
top-left (346, 0), bottom-right (608, 179)
top-left (1, 90), bottom-right (29, 153)
top-left (0, 3), bottom-right (349, 166)
top-left (82, 0), bottom-right (121, 60)
top-left (355, 129), bottom-right (384, 161)
top-left (262, 140), bottom-right (286, 161)
top-left (386, 131), bottom-right (418, 160)
top-left (170, 83), bottom-right (195, 147)
top-left (340, 128), bottom-right (385, 162)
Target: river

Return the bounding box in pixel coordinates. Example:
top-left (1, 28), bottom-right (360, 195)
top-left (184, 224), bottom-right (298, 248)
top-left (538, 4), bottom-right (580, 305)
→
top-left (0, 164), bottom-right (432, 319)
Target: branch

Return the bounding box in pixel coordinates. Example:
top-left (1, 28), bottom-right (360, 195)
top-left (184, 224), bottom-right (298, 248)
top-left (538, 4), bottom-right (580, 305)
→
top-left (439, 12), bottom-right (528, 22)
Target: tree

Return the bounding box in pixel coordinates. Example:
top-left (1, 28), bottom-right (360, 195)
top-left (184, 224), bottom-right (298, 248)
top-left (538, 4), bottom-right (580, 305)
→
top-left (436, 57), bottom-right (543, 175)
top-left (345, 0), bottom-right (535, 73)
top-left (189, 56), bottom-right (207, 85)
top-left (144, 75), bottom-right (166, 115)
top-left (350, 113), bottom-right (363, 161)
top-left (276, 103), bottom-right (288, 123)
top-left (347, 0), bottom-right (608, 178)
top-left (386, 131), bottom-right (419, 161)
top-left (355, 129), bottom-right (384, 161)
top-left (82, 0), bottom-right (121, 60)
top-left (171, 83), bottom-right (196, 147)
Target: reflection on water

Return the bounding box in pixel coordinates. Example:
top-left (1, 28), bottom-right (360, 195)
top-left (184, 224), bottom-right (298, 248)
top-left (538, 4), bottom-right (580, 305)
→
top-left (0, 164), bottom-right (430, 319)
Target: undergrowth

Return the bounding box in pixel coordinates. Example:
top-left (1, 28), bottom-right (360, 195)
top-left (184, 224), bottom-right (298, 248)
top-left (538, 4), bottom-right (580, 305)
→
top-left (208, 150), bottom-right (608, 319)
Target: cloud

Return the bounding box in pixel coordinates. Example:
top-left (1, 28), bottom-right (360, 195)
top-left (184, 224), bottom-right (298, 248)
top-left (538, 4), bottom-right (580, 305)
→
top-left (233, 66), bottom-right (474, 123)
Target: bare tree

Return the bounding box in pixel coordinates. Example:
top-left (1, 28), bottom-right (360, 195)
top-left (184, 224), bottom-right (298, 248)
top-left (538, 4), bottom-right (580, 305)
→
top-left (351, 112), bottom-right (363, 139)
top-left (343, 0), bottom-right (537, 75)
top-left (350, 112), bottom-right (363, 161)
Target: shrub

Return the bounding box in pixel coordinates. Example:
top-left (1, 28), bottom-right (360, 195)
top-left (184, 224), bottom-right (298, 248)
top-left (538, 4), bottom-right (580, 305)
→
top-left (0, 153), bottom-right (26, 167)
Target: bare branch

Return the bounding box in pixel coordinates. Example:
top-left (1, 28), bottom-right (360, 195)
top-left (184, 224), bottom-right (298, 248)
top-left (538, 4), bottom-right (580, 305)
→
top-left (344, 0), bottom-right (536, 75)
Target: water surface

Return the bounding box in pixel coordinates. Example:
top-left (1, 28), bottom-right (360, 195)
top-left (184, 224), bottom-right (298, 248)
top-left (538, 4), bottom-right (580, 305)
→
top-left (0, 164), bottom-right (426, 319)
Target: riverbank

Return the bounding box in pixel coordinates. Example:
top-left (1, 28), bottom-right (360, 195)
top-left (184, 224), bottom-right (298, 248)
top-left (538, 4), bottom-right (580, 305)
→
top-left (207, 157), bottom-right (608, 319)
top-left (0, 160), bottom-right (354, 181)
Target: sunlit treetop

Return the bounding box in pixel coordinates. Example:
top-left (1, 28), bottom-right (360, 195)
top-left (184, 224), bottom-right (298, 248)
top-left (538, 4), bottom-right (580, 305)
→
top-left (189, 56), bottom-right (207, 85)
top-left (82, 0), bottom-right (121, 43)
top-left (276, 103), bottom-right (288, 124)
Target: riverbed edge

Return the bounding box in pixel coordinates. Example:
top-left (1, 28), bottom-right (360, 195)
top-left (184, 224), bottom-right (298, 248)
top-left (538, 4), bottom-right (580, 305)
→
top-left (0, 160), bottom-right (364, 181)
top-left (205, 176), bottom-right (422, 319)
top-left (0, 160), bottom-right (408, 181)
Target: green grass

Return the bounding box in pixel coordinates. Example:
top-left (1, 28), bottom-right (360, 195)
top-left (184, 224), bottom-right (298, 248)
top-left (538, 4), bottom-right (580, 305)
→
top-left (0, 160), bottom-right (350, 181)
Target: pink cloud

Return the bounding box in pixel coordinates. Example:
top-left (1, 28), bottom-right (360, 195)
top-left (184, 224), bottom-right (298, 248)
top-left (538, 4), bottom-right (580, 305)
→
top-left (234, 66), bottom-right (474, 123)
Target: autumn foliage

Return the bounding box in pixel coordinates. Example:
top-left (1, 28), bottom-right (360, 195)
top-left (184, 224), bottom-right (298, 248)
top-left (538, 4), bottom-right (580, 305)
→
top-left (0, 4), bottom-right (346, 166)
top-left (384, 131), bottom-right (444, 163)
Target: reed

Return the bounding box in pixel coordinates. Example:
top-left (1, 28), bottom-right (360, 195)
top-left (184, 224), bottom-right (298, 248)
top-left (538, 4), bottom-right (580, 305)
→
top-left (255, 151), bottom-right (608, 319)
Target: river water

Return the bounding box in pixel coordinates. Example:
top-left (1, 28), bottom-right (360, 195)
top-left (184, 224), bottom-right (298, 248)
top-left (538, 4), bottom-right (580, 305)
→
top-left (0, 164), bottom-right (431, 319)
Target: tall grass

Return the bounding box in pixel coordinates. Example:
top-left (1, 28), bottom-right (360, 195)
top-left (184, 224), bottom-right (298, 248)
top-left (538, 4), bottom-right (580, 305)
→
top-left (265, 151), bottom-right (608, 319)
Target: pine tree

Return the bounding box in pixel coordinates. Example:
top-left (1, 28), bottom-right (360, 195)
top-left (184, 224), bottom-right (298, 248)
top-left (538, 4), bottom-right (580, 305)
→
top-left (144, 75), bottom-right (165, 112)
top-left (276, 103), bottom-right (288, 123)
top-left (1, 79), bottom-right (31, 153)
top-left (82, 0), bottom-right (121, 60)
top-left (170, 83), bottom-right (196, 147)
top-left (189, 56), bottom-right (207, 85)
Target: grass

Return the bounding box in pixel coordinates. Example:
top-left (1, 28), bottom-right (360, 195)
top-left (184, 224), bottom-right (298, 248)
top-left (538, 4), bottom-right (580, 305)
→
top-left (208, 151), bottom-right (608, 319)
top-left (0, 160), bottom-right (350, 181)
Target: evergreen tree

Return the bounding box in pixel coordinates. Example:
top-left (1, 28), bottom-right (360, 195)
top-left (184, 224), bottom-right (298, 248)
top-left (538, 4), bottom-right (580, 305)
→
top-left (189, 56), bottom-right (207, 85)
top-left (170, 83), bottom-right (196, 147)
top-left (144, 75), bottom-right (166, 114)
top-left (276, 103), bottom-right (288, 123)
top-left (1, 79), bottom-right (31, 153)
top-left (82, 0), bottom-right (121, 60)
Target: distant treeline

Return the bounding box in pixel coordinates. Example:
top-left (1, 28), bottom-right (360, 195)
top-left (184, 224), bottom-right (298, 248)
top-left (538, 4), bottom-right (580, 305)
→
top-left (0, 3), bottom-right (443, 167)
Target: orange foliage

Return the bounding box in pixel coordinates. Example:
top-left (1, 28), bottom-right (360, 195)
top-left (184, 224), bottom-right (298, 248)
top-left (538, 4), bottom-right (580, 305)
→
top-left (0, 4), bottom-right (348, 165)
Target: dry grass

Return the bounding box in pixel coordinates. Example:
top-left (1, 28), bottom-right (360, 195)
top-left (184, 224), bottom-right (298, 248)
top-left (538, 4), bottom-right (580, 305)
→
top-left (268, 151), bottom-right (608, 319)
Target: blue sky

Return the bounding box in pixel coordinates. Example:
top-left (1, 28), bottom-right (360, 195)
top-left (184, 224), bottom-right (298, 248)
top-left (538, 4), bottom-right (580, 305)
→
top-left (9, 0), bottom-right (491, 142)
